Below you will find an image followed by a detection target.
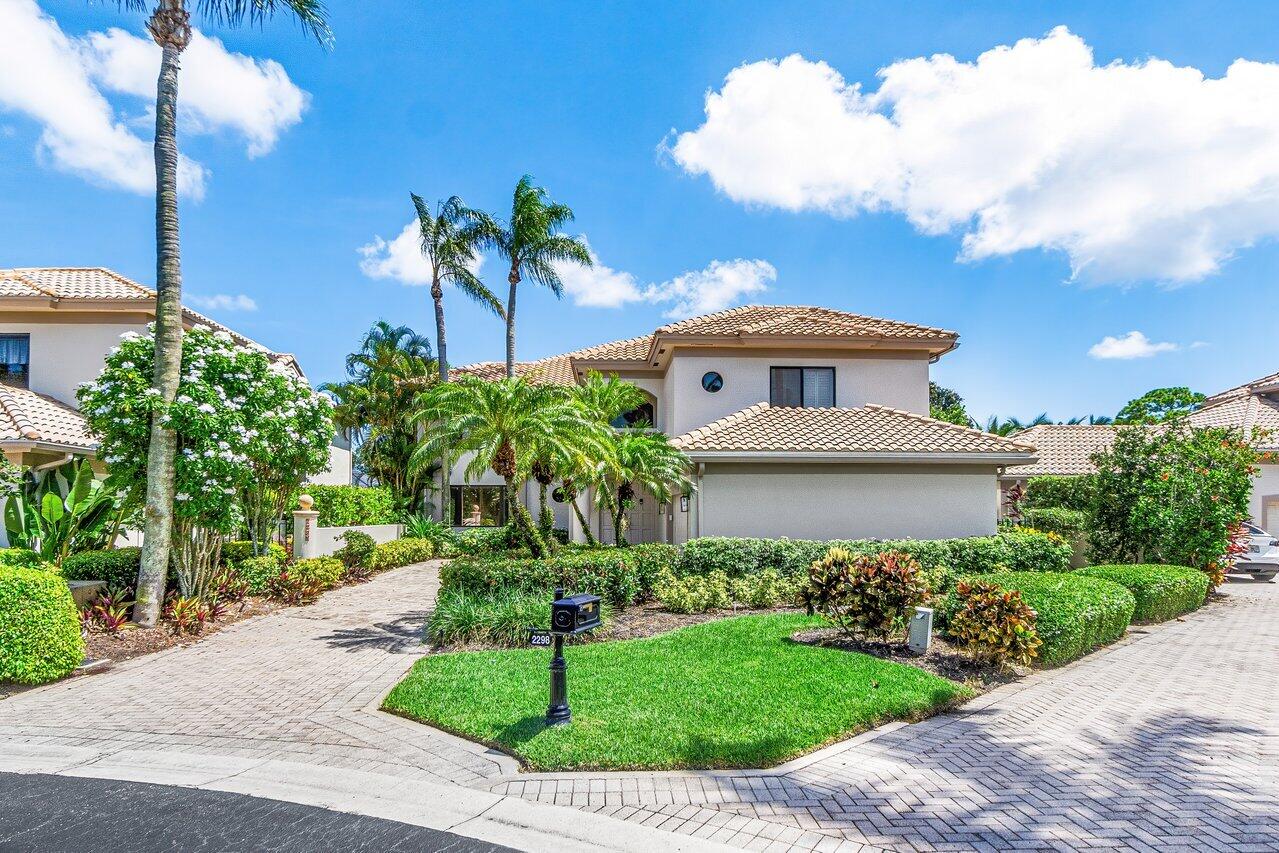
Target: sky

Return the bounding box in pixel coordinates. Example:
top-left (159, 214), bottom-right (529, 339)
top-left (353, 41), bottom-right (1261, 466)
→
top-left (3, 1), bottom-right (1279, 424)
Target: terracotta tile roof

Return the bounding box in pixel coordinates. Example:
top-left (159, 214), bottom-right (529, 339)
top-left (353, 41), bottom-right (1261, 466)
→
top-left (673, 402), bottom-right (1035, 457)
top-left (1001, 424), bottom-right (1118, 478)
top-left (571, 334), bottom-right (653, 361)
top-left (0, 386), bottom-right (95, 451)
top-left (657, 305), bottom-right (957, 342)
top-left (451, 354), bottom-right (576, 385)
top-left (1188, 394), bottom-right (1279, 449)
top-left (1205, 370), bottom-right (1279, 405)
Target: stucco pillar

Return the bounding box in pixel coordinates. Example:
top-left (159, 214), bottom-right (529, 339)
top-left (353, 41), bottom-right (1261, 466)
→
top-left (293, 493), bottom-right (320, 560)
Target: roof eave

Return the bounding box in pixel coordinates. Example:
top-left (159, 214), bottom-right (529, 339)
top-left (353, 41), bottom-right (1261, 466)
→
top-left (682, 450), bottom-right (1037, 464)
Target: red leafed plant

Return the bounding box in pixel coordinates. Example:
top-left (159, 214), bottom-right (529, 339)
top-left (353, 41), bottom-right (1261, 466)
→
top-left (1208, 520), bottom-right (1251, 590)
top-left (803, 547), bottom-right (930, 641)
top-left (81, 585), bottom-right (136, 635)
top-left (948, 579), bottom-right (1042, 668)
top-left (164, 594), bottom-right (210, 635)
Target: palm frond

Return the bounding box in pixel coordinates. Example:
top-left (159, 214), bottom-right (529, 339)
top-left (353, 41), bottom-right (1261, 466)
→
top-left (193, 0), bottom-right (332, 45)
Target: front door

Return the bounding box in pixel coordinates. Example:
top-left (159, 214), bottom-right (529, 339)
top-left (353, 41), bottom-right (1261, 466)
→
top-left (598, 487), bottom-right (662, 544)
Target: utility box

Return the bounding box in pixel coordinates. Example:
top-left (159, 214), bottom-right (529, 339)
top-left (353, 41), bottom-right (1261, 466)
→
top-left (551, 593), bottom-right (602, 635)
top-left (908, 607), bottom-right (933, 655)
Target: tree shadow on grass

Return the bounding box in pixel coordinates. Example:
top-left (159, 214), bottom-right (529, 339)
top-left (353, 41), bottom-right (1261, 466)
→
top-left (317, 610), bottom-right (430, 653)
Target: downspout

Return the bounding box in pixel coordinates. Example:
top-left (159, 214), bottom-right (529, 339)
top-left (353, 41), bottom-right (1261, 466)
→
top-left (695, 462), bottom-right (705, 539)
top-left (33, 454), bottom-right (74, 472)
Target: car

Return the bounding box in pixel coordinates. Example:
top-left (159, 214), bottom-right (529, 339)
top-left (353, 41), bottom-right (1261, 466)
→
top-left (1233, 521), bottom-right (1279, 581)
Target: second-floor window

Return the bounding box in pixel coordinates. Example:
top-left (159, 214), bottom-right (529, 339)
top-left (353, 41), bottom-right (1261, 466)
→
top-left (770, 366), bottom-right (834, 408)
top-left (0, 334), bottom-right (30, 389)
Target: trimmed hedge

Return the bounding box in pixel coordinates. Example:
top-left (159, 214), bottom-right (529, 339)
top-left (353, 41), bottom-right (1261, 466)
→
top-left (441, 544), bottom-right (679, 606)
top-left (1024, 475), bottom-right (1095, 512)
top-left (237, 556), bottom-right (283, 595)
top-left (61, 547), bottom-right (142, 589)
top-left (450, 526), bottom-right (519, 556)
top-left (0, 548), bottom-right (48, 571)
top-left (960, 571), bottom-right (1134, 667)
top-left (1075, 564), bottom-right (1209, 623)
top-left (0, 566), bottom-right (84, 684)
top-left (368, 537), bottom-right (436, 571)
top-left (1021, 508), bottom-right (1088, 539)
top-left (222, 540), bottom-right (287, 567)
top-left (428, 588), bottom-right (613, 647)
top-left (305, 485), bottom-right (399, 527)
top-left (678, 530), bottom-right (1071, 579)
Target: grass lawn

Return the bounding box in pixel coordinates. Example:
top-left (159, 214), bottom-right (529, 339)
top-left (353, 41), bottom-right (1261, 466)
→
top-left (383, 613), bottom-right (973, 771)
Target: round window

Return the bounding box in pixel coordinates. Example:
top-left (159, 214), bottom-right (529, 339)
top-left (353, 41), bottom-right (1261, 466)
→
top-left (701, 371), bottom-right (724, 393)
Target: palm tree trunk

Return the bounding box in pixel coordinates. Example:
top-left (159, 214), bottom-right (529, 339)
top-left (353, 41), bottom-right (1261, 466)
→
top-left (432, 281), bottom-right (450, 526)
top-left (504, 268), bottom-right (519, 378)
top-left (135, 22), bottom-right (188, 628)
top-left (572, 499), bottom-right (596, 547)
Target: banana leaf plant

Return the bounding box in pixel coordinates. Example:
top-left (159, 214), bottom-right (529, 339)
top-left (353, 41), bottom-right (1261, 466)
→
top-left (4, 460), bottom-right (117, 567)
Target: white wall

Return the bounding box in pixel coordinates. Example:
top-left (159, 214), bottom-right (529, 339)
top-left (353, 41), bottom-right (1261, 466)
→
top-left (0, 321), bottom-right (147, 406)
top-left (693, 462), bottom-right (998, 541)
top-left (309, 442), bottom-right (353, 486)
top-left (1251, 464), bottom-right (1279, 531)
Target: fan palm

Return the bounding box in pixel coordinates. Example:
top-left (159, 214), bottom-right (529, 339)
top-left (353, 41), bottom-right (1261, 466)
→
top-left (489, 176), bottom-right (593, 377)
top-left (410, 193), bottom-right (504, 523)
top-left (412, 376), bottom-right (607, 557)
top-left (598, 429), bottom-right (691, 547)
top-left (104, 1), bottom-right (330, 626)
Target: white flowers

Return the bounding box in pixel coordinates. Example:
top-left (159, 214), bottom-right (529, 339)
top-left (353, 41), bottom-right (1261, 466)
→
top-left (175, 493), bottom-right (191, 502)
top-left (197, 403), bottom-right (216, 414)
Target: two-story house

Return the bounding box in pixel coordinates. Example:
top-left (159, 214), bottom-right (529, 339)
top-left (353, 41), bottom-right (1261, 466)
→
top-left (0, 267), bottom-right (351, 483)
top-left (449, 305), bottom-right (1037, 544)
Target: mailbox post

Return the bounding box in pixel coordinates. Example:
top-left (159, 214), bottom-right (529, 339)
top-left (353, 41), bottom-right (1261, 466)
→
top-left (546, 587), bottom-right (571, 725)
top-left (539, 586), bottom-right (603, 727)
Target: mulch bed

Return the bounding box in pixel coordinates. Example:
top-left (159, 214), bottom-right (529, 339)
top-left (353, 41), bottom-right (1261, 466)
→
top-left (597, 602), bottom-right (803, 641)
top-left (80, 596), bottom-right (281, 668)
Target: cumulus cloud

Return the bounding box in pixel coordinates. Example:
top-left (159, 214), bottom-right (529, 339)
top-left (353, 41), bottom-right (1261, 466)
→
top-left (1088, 331), bottom-right (1179, 360)
top-left (668, 26), bottom-right (1279, 284)
top-left (357, 220), bottom-right (484, 285)
top-left (0, 0), bottom-right (307, 198)
top-left (189, 293), bottom-right (257, 312)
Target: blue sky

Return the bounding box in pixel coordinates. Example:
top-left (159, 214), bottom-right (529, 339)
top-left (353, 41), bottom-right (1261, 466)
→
top-left (3, 1), bottom-right (1279, 424)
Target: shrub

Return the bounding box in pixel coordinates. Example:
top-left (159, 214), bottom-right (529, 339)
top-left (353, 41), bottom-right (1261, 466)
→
top-left (1020, 508), bottom-right (1089, 539)
top-left (164, 594), bottom-right (211, 635)
top-left (1024, 475), bottom-right (1095, 512)
top-left (804, 548), bottom-right (929, 641)
top-left (0, 547), bottom-right (48, 571)
top-left (61, 547), bottom-right (143, 588)
top-left (221, 540), bottom-right (287, 567)
top-left (427, 589), bottom-right (613, 647)
top-left (450, 525), bottom-right (519, 556)
top-left (0, 566), bottom-right (84, 683)
top-left (654, 567), bottom-right (800, 614)
top-left (82, 584), bottom-right (135, 635)
top-left (404, 516), bottom-right (460, 555)
top-left (957, 571), bottom-right (1134, 667)
top-left (948, 579), bottom-right (1042, 667)
top-left (335, 530), bottom-right (377, 570)
top-left (305, 485), bottom-right (399, 527)
top-left (1075, 564), bottom-right (1209, 623)
top-left (268, 556), bottom-right (343, 604)
top-left (368, 538), bottom-right (436, 571)
top-left (236, 556), bottom-right (283, 595)
top-left (440, 544), bottom-right (678, 606)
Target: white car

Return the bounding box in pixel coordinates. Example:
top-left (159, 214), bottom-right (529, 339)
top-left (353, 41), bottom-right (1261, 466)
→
top-left (1233, 521), bottom-right (1279, 581)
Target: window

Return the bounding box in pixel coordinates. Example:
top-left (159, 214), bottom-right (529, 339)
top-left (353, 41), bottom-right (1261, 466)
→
top-left (450, 485), bottom-right (507, 527)
top-left (0, 335), bottom-right (29, 389)
top-left (611, 401), bottom-right (655, 429)
top-left (770, 367), bottom-right (835, 408)
top-left (701, 371), bottom-right (724, 393)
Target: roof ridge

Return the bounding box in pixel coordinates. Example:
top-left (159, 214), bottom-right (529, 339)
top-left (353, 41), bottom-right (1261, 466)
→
top-left (1, 269), bottom-right (57, 298)
top-left (0, 386), bottom-right (42, 440)
top-left (862, 403), bottom-right (1039, 451)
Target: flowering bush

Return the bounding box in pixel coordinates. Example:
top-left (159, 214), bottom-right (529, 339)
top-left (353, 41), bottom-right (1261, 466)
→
top-left (78, 325), bottom-right (332, 597)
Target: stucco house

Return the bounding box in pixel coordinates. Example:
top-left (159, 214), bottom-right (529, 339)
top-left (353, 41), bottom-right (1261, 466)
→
top-left (448, 305), bottom-right (1036, 543)
top-left (0, 267), bottom-right (351, 483)
top-left (1188, 372), bottom-right (1279, 530)
top-left (998, 423), bottom-right (1117, 510)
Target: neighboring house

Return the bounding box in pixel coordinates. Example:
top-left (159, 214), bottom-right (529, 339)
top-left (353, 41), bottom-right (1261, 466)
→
top-left (448, 305), bottom-right (1036, 543)
top-left (998, 424), bottom-right (1118, 511)
top-left (1189, 372), bottom-right (1279, 530)
top-left (0, 267), bottom-right (351, 484)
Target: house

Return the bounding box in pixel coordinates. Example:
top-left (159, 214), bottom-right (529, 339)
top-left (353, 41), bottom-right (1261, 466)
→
top-left (998, 424), bottom-right (1117, 510)
top-left (448, 305), bottom-right (1037, 543)
top-left (0, 267), bottom-right (351, 483)
top-left (1188, 373), bottom-right (1279, 530)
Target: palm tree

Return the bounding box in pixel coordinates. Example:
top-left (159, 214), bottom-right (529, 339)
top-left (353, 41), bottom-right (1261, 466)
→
top-left (1066, 414), bottom-right (1114, 425)
top-left (105, 1), bottom-right (329, 626)
top-left (412, 376), bottom-right (606, 557)
top-left (410, 194), bottom-right (504, 524)
top-left (490, 176), bottom-right (592, 377)
top-left (598, 430), bottom-right (691, 546)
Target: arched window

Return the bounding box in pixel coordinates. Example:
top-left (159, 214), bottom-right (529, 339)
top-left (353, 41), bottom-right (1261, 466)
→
top-left (611, 401), bottom-right (655, 429)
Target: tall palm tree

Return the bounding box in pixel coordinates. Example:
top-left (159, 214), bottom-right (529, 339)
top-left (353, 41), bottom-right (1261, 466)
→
top-left (107, 1), bottom-right (330, 626)
top-left (598, 430), bottom-right (691, 546)
top-left (490, 176), bottom-right (592, 377)
top-left (410, 193), bottom-right (504, 524)
top-left (411, 376), bottom-right (606, 557)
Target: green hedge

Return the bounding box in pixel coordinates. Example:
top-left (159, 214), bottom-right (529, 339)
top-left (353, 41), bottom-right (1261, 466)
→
top-left (1075, 564), bottom-right (1208, 623)
top-left (61, 547), bottom-right (143, 589)
top-left (222, 540), bottom-right (288, 566)
top-left (441, 544), bottom-right (679, 606)
top-left (0, 548), bottom-right (48, 571)
top-left (1024, 475), bottom-right (1095, 511)
top-left (678, 530), bottom-right (1071, 579)
top-left (368, 538), bottom-right (436, 571)
top-left (961, 571), bottom-right (1134, 667)
top-left (237, 556), bottom-right (283, 595)
top-left (305, 485), bottom-right (399, 527)
top-left (1021, 508), bottom-right (1089, 539)
top-left (0, 566), bottom-right (84, 684)
top-left (428, 588), bottom-right (612, 647)
top-left (450, 526), bottom-right (519, 555)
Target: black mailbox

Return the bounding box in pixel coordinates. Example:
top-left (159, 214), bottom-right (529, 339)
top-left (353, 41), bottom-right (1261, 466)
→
top-left (551, 593), bottom-right (602, 635)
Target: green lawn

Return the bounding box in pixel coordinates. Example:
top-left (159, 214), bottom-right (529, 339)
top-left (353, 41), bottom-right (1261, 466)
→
top-left (383, 613), bottom-right (972, 771)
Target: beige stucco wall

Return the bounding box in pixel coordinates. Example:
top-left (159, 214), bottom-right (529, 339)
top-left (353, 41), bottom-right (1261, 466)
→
top-left (308, 443), bottom-right (353, 486)
top-left (692, 462), bottom-right (998, 541)
top-left (0, 321), bottom-right (147, 406)
top-left (1251, 464), bottom-right (1279, 531)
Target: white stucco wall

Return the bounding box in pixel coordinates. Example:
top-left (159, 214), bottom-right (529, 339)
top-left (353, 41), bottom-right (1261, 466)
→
top-left (692, 462), bottom-right (998, 541)
top-left (0, 321), bottom-right (147, 406)
top-left (308, 442), bottom-right (353, 486)
top-left (665, 351), bottom-right (930, 437)
top-left (437, 452), bottom-right (572, 530)
top-left (1251, 463), bottom-right (1279, 531)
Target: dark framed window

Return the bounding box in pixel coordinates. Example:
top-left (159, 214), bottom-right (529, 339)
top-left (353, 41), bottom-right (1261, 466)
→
top-left (611, 401), bottom-right (655, 429)
top-left (770, 367), bottom-right (835, 408)
top-left (450, 485), bottom-right (507, 527)
top-left (701, 371), bottom-right (724, 393)
top-left (0, 334), bottom-right (29, 389)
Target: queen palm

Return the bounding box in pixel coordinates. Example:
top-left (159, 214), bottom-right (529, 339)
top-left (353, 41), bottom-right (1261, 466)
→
top-left (412, 376), bottom-right (606, 557)
top-left (599, 430), bottom-right (691, 546)
top-left (490, 176), bottom-right (593, 377)
top-left (107, 1), bottom-right (329, 626)
top-left (410, 193), bottom-right (504, 524)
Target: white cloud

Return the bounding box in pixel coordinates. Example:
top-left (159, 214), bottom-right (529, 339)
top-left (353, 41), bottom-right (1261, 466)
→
top-left (0, 0), bottom-right (307, 198)
top-left (189, 293), bottom-right (257, 312)
top-left (668, 27), bottom-right (1279, 284)
top-left (1088, 331), bottom-right (1179, 360)
top-left (357, 220), bottom-right (484, 286)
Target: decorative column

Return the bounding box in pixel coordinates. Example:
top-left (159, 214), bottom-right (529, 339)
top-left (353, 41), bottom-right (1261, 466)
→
top-left (293, 494), bottom-right (320, 560)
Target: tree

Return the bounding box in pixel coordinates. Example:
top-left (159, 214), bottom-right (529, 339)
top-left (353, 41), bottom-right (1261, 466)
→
top-left (1089, 421), bottom-right (1256, 580)
top-left (409, 194), bottom-right (504, 525)
top-left (929, 382), bottom-right (973, 427)
top-left (1114, 387), bottom-right (1205, 424)
top-left (598, 430), bottom-right (691, 546)
top-left (104, 0), bottom-right (330, 626)
top-left (1066, 415), bottom-right (1114, 425)
top-left (567, 372), bottom-right (648, 543)
top-left (79, 326), bottom-right (332, 598)
top-left (490, 176), bottom-right (592, 377)
top-left (411, 376), bottom-right (607, 557)
top-left (984, 413), bottom-right (1050, 436)
top-left (323, 323), bottom-right (437, 511)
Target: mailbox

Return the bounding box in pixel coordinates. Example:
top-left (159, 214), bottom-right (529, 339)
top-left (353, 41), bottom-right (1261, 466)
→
top-left (551, 593), bottom-right (602, 635)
